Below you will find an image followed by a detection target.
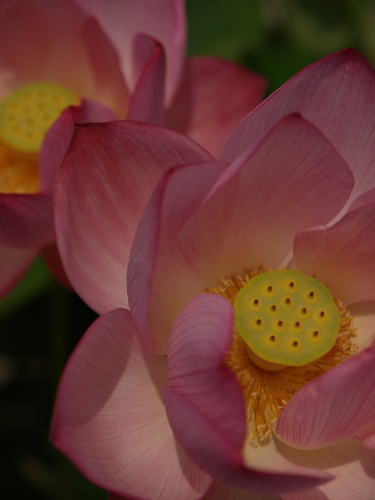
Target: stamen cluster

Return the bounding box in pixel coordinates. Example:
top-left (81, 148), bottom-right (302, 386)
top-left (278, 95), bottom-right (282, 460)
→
top-left (205, 267), bottom-right (357, 444)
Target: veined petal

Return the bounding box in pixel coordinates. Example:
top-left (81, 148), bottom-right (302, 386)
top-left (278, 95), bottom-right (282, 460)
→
top-left (40, 99), bottom-right (118, 191)
top-left (279, 439), bottom-right (375, 500)
top-left (179, 114), bottom-right (354, 287)
top-left (0, 192), bottom-right (54, 247)
top-left (294, 203), bottom-right (375, 305)
top-left (0, 245), bottom-right (36, 299)
top-left (127, 38), bottom-right (165, 125)
top-left (357, 423), bottom-right (375, 450)
top-left (348, 187), bottom-right (375, 212)
top-left (74, 0), bottom-right (186, 105)
top-left (165, 57), bottom-right (266, 157)
top-left (163, 295), bottom-right (333, 495)
top-left (350, 301), bottom-right (375, 353)
top-left (51, 309), bottom-right (211, 500)
top-left (276, 340), bottom-right (375, 449)
top-left (167, 294), bottom-right (246, 450)
top-left (222, 49), bottom-right (375, 203)
top-left (0, 0), bottom-right (128, 113)
top-left (128, 160), bottom-right (228, 353)
top-left (56, 121), bottom-right (213, 313)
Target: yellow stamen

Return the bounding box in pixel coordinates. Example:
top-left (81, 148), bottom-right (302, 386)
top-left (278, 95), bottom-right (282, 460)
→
top-left (0, 82), bottom-right (79, 194)
top-left (0, 141), bottom-right (38, 194)
top-left (205, 267), bottom-right (357, 444)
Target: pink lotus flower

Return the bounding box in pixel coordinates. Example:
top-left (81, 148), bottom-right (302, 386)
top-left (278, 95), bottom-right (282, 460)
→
top-left (0, 0), bottom-right (264, 296)
top-left (52, 49), bottom-right (375, 499)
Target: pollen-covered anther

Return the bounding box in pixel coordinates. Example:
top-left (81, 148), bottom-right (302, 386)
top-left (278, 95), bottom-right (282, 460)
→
top-left (234, 269), bottom-right (341, 367)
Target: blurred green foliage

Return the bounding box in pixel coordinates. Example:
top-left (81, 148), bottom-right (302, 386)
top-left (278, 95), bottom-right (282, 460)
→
top-left (1, 0), bottom-right (374, 498)
top-left (187, 0), bottom-right (375, 92)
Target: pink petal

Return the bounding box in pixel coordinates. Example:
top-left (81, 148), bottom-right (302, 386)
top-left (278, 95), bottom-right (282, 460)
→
top-left (357, 423), bottom-right (375, 449)
top-left (280, 439), bottom-right (375, 499)
top-left (164, 389), bottom-right (331, 497)
top-left (128, 160), bottom-right (228, 353)
top-left (163, 294), bottom-right (333, 495)
top-left (222, 49), bottom-right (375, 203)
top-left (0, 0), bottom-right (47, 97)
top-left (350, 301), bottom-right (375, 353)
top-left (127, 38), bottom-right (165, 125)
top-left (74, 0), bottom-right (186, 105)
top-left (0, 245), bottom-right (36, 298)
top-left (51, 308), bottom-right (211, 500)
top-left (165, 57), bottom-right (266, 157)
top-left (0, 192), bottom-right (54, 247)
top-left (56, 121), bottom-right (213, 314)
top-left (293, 203), bottom-right (375, 305)
top-left (348, 187), bottom-right (375, 212)
top-left (39, 99), bottom-right (118, 191)
top-left (179, 114), bottom-right (354, 287)
top-left (0, 0), bottom-right (128, 112)
top-left (167, 294), bottom-right (246, 449)
top-left (276, 340), bottom-right (375, 449)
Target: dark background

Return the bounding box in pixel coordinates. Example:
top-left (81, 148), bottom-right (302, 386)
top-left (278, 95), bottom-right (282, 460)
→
top-left (1, 0), bottom-right (374, 498)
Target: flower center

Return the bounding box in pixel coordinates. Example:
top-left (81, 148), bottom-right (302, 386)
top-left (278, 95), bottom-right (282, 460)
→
top-left (234, 269), bottom-right (341, 368)
top-left (0, 82), bottom-right (79, 194)
top-left (0, 82), bottom-right (79, 153)
top-left (205, 266), bottom-right (357, 444)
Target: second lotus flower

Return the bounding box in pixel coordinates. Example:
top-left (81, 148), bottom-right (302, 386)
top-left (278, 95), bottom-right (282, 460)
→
top-left (0, 0), bottom-right (264, 296)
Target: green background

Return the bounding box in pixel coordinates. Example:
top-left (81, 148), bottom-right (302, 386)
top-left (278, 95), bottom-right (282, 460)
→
top-left (1, 0), bottom-right (374, 498)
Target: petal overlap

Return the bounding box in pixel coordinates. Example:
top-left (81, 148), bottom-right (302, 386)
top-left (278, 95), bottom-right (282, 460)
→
top-left (165, 57), bottom-right (266, 157)
top-left (56, 121), bottom-right (214, 313)
top-left (280, 438), bottom-right (375, 499)
top-left (52, 308), bottom-right (211, 500)
top-left (277, 340), bottom-right (375, 449)
top-left (294, 203), bottom-right (375, 305)
top-left (164, 295), bottom-right (333, 495)
top-left (74, 0), bottom-right (186, 105)
top-left (222, 49), bottom-right (375, 204)
top-left (179, 114), bottom-right (354, 286)
top-left (128, 160), bottom-right (228, 353)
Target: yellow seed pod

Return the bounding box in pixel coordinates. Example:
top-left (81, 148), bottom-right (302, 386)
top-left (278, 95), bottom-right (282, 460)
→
top-left (0, 82), bottom-right (79, 153)
top-left (234, 269), bottom-right (341, 366)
